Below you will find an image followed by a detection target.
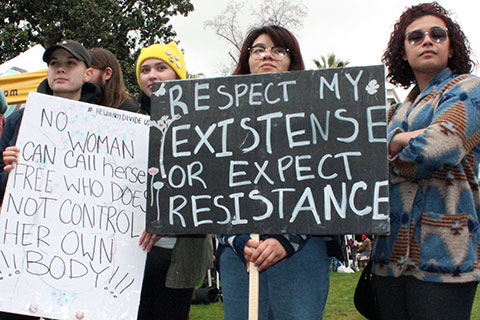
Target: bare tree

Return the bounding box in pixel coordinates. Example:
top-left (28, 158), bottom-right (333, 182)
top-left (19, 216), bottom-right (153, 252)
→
top-left (204, 2), bottom-right (245, 65)
top-left (251, 0), bottom-right (307, 31)
top-left (204, 0), bottom-right (307, 73)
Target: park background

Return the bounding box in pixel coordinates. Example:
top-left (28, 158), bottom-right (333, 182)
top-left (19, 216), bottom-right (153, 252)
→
top-left (190, 272), bottom-right (480, 319)
top-left (2, 0), bottom-right (480, 100)
top-left (171, 2), bottom-right (480, 318)
top-left (172, 0), bottom-right (480, 80)
top-left (2, 0), bottom-right (480, 319)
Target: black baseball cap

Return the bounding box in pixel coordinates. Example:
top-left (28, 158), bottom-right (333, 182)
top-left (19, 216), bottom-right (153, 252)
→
top-left (42, 40), bottom-right (91, 67)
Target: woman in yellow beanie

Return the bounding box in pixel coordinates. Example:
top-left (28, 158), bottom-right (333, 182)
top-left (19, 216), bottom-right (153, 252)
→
top-left (136, 41), bottom-right (186, 115)
top-left (135, 42), bottom-right (213, 320)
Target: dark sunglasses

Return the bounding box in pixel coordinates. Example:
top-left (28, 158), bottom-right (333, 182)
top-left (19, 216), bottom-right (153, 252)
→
top-left (405, 26), bottom-right (448, 46)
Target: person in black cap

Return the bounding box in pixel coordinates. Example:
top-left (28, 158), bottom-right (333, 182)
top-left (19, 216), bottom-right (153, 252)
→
top-left (42, 40), bottom-right (92, 68)
top-left (0, 40), bottom-right (101, 320)
top-left (0, 40), bottom-right (101, 193)
top-left (36, 39), bottom-right (100, 101)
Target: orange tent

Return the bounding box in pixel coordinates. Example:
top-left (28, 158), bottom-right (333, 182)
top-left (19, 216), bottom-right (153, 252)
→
top-left (0, 69), bottom-right (47, 105)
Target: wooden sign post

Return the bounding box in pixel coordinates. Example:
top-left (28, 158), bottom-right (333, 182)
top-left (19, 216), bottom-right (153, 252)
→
top-left (248, 233), bottom-right (260, 320)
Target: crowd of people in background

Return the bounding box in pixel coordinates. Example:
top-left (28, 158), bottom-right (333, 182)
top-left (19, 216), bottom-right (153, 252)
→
top-left (0, 1), bottom-right (480, 319)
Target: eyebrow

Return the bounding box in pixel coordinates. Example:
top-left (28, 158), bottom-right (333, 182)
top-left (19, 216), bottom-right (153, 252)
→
top-left (141, 61), bottom-right (169, 69)
top-left (407, 25), bottom-right (445, 32)
top-left (50, 54), bottom-right (78, 61)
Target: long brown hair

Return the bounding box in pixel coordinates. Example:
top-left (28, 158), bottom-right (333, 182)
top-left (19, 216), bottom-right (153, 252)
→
top-left (233, 25), bottom-right (305, 75)
top-left (89, 48), bottom-right (131, 109)
top-left (382, 2), bottom-right (474, 88)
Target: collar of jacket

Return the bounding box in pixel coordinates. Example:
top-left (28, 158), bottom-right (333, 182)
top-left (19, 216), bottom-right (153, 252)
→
top-left (36, 79), bottom-right (102, 105)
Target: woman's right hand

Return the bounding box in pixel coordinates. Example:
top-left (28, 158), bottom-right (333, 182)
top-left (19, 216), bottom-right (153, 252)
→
top-left (244, 238), bottom-right (287, 272)
top-left (389, 129), bottom-right (425, 156)
top-left (2, 146), bottom-right (20, 173)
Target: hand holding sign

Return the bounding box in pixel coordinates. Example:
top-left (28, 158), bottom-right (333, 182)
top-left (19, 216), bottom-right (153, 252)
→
top-left (2, 146), bottom-right (20, 173)
top-left (138, 230), bottom-right (161, 252)
top-left (249, 238), bottom-right (287, 272)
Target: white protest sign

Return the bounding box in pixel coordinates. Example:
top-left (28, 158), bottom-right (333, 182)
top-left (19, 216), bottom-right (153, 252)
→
top-left (0, 93), bottom-right (149, 320)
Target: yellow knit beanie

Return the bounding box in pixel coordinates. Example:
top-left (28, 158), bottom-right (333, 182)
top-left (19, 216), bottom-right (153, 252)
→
top-left (136, 41), bottom-right (186, 89)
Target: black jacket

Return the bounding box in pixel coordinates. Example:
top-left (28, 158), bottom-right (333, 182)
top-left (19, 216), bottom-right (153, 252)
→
top-left (118, 98), bottom-right (140, 113)
top-left (137, 92), bottom-right (151, 115)
top-left (36, 79), bottom-right (102, 104)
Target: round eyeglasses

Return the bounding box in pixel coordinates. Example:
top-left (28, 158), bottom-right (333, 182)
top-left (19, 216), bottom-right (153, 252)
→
top-left (405, 27), bottom-right (448, 46)
top-left (248, 45), bottom-right (290, 60)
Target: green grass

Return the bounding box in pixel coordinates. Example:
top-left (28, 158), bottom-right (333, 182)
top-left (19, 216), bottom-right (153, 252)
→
top-left (190, 272), bottom-right (480, 319)
top-left (323, 272), bottom-right (363, 320)
top-left (190, 302), bottom-right (224, 320)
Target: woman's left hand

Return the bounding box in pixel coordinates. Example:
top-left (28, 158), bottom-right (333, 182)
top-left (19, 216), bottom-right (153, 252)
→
top-left (249, 238), bottom-right (287, 272)
top-left (138, 230), bottom-right (161, 252)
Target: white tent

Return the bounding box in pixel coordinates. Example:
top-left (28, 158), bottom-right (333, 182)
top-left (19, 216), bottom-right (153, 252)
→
top-left (0, 44), bottom-right (47, 76)
top-left (0, 44), bottom-right (47, 115)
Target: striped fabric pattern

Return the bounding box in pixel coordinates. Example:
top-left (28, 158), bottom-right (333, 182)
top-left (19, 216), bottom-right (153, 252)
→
top-left (372, 68), bottom-right (480, 283)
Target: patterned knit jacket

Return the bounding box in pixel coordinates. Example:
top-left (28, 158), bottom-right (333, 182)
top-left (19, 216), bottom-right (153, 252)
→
top-left (371, 68), bottom-right (480, 283)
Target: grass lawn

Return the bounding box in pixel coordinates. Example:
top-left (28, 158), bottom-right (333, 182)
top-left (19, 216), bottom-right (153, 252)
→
top-left (190, 271), bottom-right (480, 319)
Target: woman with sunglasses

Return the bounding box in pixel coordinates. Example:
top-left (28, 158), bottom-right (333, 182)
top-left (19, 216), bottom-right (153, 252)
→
top-left (217, 25), bottom-right (332, 320)
top-left (371, 2), bottom-right (480, 319)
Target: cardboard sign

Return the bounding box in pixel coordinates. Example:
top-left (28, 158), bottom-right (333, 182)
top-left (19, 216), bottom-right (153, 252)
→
top-left (147, 66), bottom-right (390, 235)
top-left (0, 93), bottom-right (149, 320)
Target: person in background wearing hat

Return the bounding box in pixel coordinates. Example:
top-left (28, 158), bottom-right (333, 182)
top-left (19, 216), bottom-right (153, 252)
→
top-left (0, 40), bottom-right (101, 320)
top-left (135, 41), bottom-right (186, 115)
top-left (0, 89), bottom-right (7, 113)
top-left (356, 235), bottom-right (372, 267)
top-left (87, 47), bottom-right (138, 112)
top-left (0, 89), bottom-right (7, 136)
top-left (135, 42), bottom-right (213, 320)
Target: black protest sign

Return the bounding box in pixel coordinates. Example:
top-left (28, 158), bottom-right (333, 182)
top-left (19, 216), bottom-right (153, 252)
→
top-left (147, 66), bottom-right (389, 235)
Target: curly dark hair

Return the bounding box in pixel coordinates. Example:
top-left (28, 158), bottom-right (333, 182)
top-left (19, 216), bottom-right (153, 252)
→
top-left (382, 2), bottom-right (474, 88)
top-left (233, 25), bottom-right (305, 75)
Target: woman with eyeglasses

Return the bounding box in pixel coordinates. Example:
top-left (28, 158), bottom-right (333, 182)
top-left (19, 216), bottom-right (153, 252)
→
top-left (216, 25), bottom-right (332, 320)
top-left (371, 2), bottom-right (480, 319)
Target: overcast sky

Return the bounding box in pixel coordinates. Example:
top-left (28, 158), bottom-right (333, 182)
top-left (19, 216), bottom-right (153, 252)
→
top-left (170, 0), bottom-right (480, 82)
